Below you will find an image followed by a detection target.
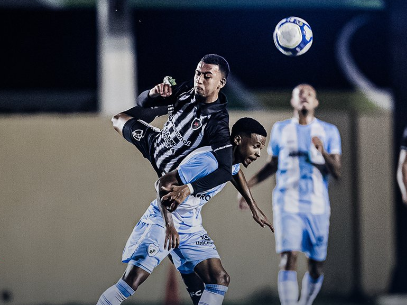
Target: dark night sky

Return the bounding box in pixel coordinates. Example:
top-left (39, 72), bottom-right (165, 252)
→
top-left (0, 6), bottom-right (389, 111)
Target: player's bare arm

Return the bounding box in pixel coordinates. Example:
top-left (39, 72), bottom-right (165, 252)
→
top-left (249, 155), bottom-right (279, 188)
top-left (397, 149), bottom-right (407, 204)
top-left (111, 113), bottom-right (133, 136)
top-left (232, 169), bottom-right (274, 232)
top-left (157, 171), bottom-right (181, 249)
top-left (238, 155), bottom-right (278, 208)
top-left (311, 137), bottom-right (341, 179)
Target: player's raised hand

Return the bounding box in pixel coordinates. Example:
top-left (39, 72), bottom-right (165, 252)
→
top-left (149, 83), bottom-right (172, 98)
top-left (161, 184), bottom-right (191, 212)
top-left (164, 225), bottom-right (179, 250)
top-left (312, 136), bottom-right (325, 153)
top-left (250, 204), bottom-right (274, 232)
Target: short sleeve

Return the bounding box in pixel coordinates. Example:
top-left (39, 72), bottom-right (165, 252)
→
top-left (177, 152), bottom-right (218, 185)
top-left (326, 125), bottom-right (342, 155)
top-left (267, 123), bottom-right (280, 157)
top-left (231, 164), bottom-right (240, 175)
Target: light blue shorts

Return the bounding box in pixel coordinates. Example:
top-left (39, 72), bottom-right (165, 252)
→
top-left (273, 211), bottom-right (330, 261)
top-left (122, 221), bottom-right (220, 274)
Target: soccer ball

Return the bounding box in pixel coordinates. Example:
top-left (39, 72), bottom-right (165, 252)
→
top-left (273, 17), bottom-right (313, 56)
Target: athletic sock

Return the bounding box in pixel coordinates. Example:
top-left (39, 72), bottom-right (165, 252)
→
top-left (96, 279), bottom-right (135, 305)
top-left (198, 284), bottom-right (228, 305)
top-left (298, 272), bottom-right (324, 305)
top-left (278, 270), bottom-right (299, 305)
top-left (187, 287), bottom-right (205, 305)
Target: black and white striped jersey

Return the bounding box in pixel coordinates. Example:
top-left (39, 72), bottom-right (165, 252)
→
top-left (136, 80), bottom-right (232, 193)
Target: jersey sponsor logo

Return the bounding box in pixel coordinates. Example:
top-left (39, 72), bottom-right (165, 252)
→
top-left (147, 244), bottom-right (159, 257)
top-left (132, 129), bottom-right (144, 141)
top-left (288, 151), bottom-right (308, 158)
top-left (196, 234), bottom-right (214, 246)
top-left (161, 126), bottom-right (192, 148)
top-left (195, 193), bottom-right (211, 201)
top-left (191, 118), bottom-right (202, 130)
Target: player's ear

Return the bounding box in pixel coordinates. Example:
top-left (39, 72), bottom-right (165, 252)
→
top-left (315, 98), bottom-right (319, 108)
top-left (233, 135), bottom-right (241, 146)
top-left (218, 78), bottom-right (226, 89)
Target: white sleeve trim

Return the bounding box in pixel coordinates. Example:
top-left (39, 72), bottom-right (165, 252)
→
top-left (186, 183), bottom-right (194, 194)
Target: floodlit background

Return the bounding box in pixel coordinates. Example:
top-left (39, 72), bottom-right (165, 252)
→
top-left (1, 1), bottom-right (406, 305)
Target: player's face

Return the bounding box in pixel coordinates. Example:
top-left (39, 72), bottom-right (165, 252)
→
top-left (194, 61), bottom-right (226, 102)
top-left (290, 85), bottom-right (319, 111)
top-left (235, 133), bottom-right (266, 168)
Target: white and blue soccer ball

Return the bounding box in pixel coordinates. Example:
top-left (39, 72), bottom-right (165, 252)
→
top-left (273, 17), bottom-right (313, 56)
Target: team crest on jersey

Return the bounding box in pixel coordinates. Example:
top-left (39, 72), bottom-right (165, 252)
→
top-left (191, 118), bottom-right (202, 130)
top-left (147, 244), bottom-right (159, 257)
top-left (132, 129), bottom-right (144, 141)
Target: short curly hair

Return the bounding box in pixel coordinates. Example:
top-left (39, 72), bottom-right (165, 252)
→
top-left (231, 117), bottom-right (267, 139)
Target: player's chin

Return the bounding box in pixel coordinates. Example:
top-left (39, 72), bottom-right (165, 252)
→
top-left (242, 159), bottom-right (252, 168)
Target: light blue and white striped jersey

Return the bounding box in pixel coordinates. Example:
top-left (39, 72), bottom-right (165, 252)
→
top-left (268, 118), bottom-right (341, 215)
top-left (140, 146), bottom-right (240, 233)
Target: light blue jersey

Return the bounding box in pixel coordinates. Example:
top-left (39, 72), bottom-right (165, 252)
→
top-left (122, 146), bottom-right (240, 273)
top-left (269, 118), bottom-right (341, 260)
top-left (268, 118), bottom-right (341, 215)
top-left (139, 146), bottom-right (240, 233)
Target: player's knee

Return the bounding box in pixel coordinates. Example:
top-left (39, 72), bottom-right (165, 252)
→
top-left (215, 270), bottom-right (230, 287)
top-left (280, 251), bottom-right (298, 270)
top-left (309, 260), bottom-right (324, 279)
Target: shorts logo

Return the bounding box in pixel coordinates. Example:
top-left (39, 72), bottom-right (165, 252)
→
top-left (196, 234), bottom-right (214, 246)
top-left (132, 129), bottom-right (144, 141)
top-left (147, 244), bottom-right (159, 257)
top-left (191, 118), bottom-right (202, 130)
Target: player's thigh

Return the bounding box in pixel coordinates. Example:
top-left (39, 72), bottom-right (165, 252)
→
top-left (274, 211), bottom-right (304, 253)
top-left (303, 213), bottom-right (330, 261)
top-left (122, 222), bottom-right (170, 274)
top-left (171, 230), bottom-right (220, 275)
top-left (122, 118), bottom-right (159, 160)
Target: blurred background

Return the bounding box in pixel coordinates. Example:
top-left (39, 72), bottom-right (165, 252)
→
top-left (1, 0), bottom-right (406, 304)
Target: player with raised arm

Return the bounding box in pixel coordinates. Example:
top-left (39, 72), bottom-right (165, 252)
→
top-left (111, 54), bottom-right (267, 303)
top-left (112, 54), bottom-right (233, 203)
top-left (397, 126), bottom-right (407, 205)
top-left (96, 118), bottom-right (273, 305)
top-left (240, 84), bottom-right (341, 305)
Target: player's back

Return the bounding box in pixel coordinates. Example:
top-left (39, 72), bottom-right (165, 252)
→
top-left (269, 118), bottom-right (341, 215)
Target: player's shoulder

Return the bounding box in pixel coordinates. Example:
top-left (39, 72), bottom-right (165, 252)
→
top-left (273, 118), bottom-right (294, 130)
top-left (315, 118), bottom-right (339, 132)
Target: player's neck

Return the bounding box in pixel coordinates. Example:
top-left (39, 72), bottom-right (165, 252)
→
top-left (195, 93), bottom-right (219, 104)
top-left (294, 110), bottom-right (315, 125)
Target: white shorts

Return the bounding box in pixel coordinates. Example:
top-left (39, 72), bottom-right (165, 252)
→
top-left (273, 211), bottom-right (330, 261)
top-left (122, 221), bottom-right (220, 274)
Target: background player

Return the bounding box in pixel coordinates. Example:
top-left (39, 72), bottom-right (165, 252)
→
top-left (240, 84), bottom-right (341, 305)
top-left (397, 126), bottom-right (407, 205)
top-left (96, 117), bottom-right (273, 305)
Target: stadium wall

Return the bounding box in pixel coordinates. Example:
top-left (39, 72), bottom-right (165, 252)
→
top-left (0, 111), bottom-right (394, 304)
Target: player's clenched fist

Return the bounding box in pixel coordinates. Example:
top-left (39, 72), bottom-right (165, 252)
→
top-left (149, 83), bottom-right (172, 98)
top-left (312, 136), bottom-right (324, 153)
